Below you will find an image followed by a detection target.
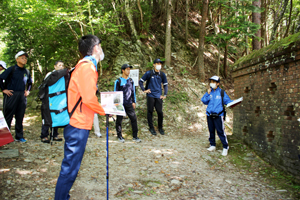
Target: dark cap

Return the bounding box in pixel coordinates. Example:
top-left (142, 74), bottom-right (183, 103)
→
top-left (209, 75), bottom-right (220, 83)
top-left (121, 64), bottom-right (133, 70)
top-left (153, 58), bottom-right (164, 64)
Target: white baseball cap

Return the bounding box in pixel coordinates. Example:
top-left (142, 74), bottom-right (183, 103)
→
top-left (209, 75), bottom-right (220, 82)
top-left (15, 51), bottom-right (29, 59)
top-left (0, 61), bottom-right (6, 69)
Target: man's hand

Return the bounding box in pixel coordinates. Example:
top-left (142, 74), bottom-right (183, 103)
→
top-left (24, 91), bottom-right (30, 97)
top-left (132, 103), bottom-right (136, 109)
top-left (160, 95), bottom-right (166, 100)
top-left (144, 89), bottom-right (151, 94)
top-left (3, 89), bottom-right (13, 97)
top-left (207, 88), bottom-right (211, 94)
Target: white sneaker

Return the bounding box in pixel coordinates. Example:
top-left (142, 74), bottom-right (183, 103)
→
top-left (118, 137), bottom-right (125, 143)
top-left (222, 148), bottom-right (229, 156)
top-left (207, 146), bottom-right (216, 151)
top-left (95, 132), bottom-right (102, 137)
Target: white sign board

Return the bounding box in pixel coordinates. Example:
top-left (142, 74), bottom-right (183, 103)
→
top-left (100, 91), bottom-right (126, 116)
top-left (129, 69), bottom-right (139, 87)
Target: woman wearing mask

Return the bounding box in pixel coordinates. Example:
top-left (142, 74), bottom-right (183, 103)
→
top-left (201, 76), bottom-right (233, 156)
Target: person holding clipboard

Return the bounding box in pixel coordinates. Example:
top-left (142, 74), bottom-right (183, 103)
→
top-left (201, 76), bottom-right (233, 156)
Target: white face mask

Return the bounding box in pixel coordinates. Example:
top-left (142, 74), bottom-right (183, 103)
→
top-left (210, 83), bottom-right (217, 89)
top-left (155, 64), bottom-right (161, 71)
top-left (100, 52), bottom-right (105, 61)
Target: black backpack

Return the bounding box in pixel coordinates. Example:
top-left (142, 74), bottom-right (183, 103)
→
top-left (145, 70), bottom-right (164, 90)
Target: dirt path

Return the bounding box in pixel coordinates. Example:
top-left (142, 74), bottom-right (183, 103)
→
top-left (0, 113), bottom-right (293, 200)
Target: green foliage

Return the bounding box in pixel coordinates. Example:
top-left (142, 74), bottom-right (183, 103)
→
top-left (167, 90), bottom-right (189, 104)
top-left (206, 0), bottom-right (261, 49)
top-left (233, 32), bottom-right (300, 68)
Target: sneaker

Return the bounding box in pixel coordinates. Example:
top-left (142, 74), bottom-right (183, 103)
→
top-left (133, 137), bottom-right (142, 143)
top-left (95, 132), bottom-right (102, 138)
top-left (149, 128), bottom-right (157, 135)
top-left (222, 147), bottom-right (229, 156)
top-left (118, 137), bottom-right (125, 143)
top-left (207, 146), bottom-right (216, 151)
top-left (16, 138), bottom-right (27, 143)
top-left (41, 137), bottom-right (50, 143)
top-left (53, 137), bottom-right (63, 141)
top-left (159, 128), bottom-right (165, 135)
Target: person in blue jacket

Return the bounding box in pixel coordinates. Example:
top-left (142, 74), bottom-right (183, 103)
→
top-left (201, 76), bottom-right (233, 156)
top-left (139, 58), bottom-right (168, 135)
top-left (114, 64), bottom-right (141, 143)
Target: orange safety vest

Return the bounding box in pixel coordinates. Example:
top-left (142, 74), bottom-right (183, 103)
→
top-left (68, 59), bottom-right (105, 130)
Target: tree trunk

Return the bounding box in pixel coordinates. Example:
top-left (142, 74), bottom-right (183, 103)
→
top-left (270, 0), bottom-right (289, 43)
top-left (137, 0), bottom-right (143, 28)
top-left (261, 0), bottom-right (266, 47)
top-left (295, 10), bottom-right (300, 33)
top-left (165, 0), bottom-right (172, 68)
top-left (252, 0), bottom-right (261, 50)
top-left (284, 0), bottom-right (292, 38)
top-left (223, 41), bottom-right (228, 78)
top-left (124, 0), bottom-right (142, 53)
top-left (88, 0), bottom-right (94, 34)
top-left (217, 45), bottom-right (221, 76)
top-left (185, 0), bottom-right (189, 43)
top-left (197, 0), bottom-right (209, 82)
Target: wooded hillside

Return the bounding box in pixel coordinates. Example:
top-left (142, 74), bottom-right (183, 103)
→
top-left (0, 0), bottom-right (299, 84)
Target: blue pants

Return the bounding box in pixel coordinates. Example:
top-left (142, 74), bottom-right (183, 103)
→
top-left (55, 124), bottom-right (90, 200)
top-left (207, 116), bottom-right (228, 149)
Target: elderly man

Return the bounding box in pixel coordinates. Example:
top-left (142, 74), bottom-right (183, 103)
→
top-left (0, 51), bottom-right (32, 143)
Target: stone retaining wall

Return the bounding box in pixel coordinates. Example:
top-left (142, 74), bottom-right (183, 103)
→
top-left (232, 41), bottom-right (300, 180)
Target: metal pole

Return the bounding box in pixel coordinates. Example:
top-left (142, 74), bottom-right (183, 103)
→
top-left (106, 114), bottom-right (109, 200)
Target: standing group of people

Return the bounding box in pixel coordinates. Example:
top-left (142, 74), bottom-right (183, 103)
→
top-left (0, 34), bottom-right (233, 199)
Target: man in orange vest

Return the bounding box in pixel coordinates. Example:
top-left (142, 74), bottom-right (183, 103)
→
top-left (55, 35), bottom-right (106, 200)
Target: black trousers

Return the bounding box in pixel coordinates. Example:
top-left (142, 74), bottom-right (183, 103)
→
top-left (116, 104), bottom-right (138, 138)
top-left (147, 96), bottom-right (163, 129)
top-left (40, 124), bottom-right (59, 138)
top-left (3, 91), bottom-right (27, 140)
top-left (207, 116), bottom-right (228, 149)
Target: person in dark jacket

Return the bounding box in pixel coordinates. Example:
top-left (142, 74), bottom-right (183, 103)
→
top-left (201, 76), bottom-right (233, 156)
top-left (139, 58), bottom-right (168, 135)
top-left (0, 51), bottom-right (32, 143)
top-left (114, 64), bottom-right (140, 143)
top-left (40, 61), bottom-right (64, 143)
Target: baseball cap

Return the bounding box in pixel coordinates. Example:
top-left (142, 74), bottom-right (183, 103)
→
top-left (209, 75), bottom-right (220, 82)
top-left (121, 64), bottom-right (133, 70)
top-left (15, 51), bottom-right (29, 59)
top-left (153, 58), bottom-right (164, 64)
top-left (0, 61), bottom-right (7, 69)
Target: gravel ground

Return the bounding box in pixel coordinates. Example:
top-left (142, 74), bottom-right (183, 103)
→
top-left (0, 118), bottom-right (294, 200)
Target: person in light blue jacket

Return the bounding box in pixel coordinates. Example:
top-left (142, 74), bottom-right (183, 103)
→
top-left (201, 76), bottom-right (233, 156)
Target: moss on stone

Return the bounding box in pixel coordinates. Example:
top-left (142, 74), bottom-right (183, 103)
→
top-left (233, 32), bottom-right (300, 68)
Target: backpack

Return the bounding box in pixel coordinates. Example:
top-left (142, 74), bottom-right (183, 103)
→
top-left (39, 62), bottom-right (85, 128)
top-left (145, 70), bottom-right (164, 90)
top-left (116, 77), bottom-right (134, 89)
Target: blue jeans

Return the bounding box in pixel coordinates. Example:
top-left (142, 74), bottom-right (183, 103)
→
top-left (55, 124), bottom-right (89, 200)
